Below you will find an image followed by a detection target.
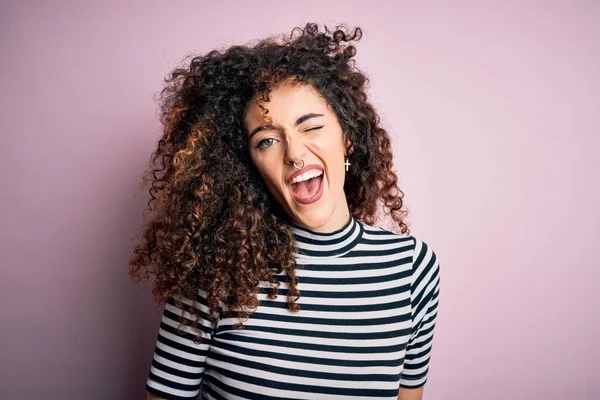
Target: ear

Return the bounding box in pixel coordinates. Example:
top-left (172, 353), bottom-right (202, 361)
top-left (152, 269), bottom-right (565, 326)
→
top-left (344, 135), bottom-right (354, 156)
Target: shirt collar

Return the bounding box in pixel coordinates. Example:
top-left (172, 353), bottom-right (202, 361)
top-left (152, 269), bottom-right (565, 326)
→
top-left (289, 214), bottom-right (364, 258)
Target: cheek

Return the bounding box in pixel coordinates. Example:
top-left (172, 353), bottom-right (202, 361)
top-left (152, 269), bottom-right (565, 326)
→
top-left (253, 160), bottom-right (283, 189)
top-left (251, 157), bottom-right (267, 175)
top-left (326, 154), bottom-right (347, 189)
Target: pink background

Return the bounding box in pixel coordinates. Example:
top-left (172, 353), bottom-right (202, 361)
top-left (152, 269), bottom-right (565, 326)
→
top-left (1, 1), bottom-right (598, 399)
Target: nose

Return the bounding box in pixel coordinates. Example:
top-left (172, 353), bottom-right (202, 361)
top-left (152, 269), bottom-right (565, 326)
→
top-left (283, 136), bottom-right (308, 169)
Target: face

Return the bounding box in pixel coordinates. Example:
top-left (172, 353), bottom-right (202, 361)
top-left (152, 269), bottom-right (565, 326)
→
top-left (244, 82), bottom-right (353, 233)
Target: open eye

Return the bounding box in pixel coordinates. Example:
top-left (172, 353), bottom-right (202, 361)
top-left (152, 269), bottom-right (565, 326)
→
top-left (256, 137), bottom-right (278, 149)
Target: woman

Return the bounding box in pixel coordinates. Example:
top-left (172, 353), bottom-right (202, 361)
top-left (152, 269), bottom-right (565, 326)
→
top-left (130, 22), bottom-right (441, 400)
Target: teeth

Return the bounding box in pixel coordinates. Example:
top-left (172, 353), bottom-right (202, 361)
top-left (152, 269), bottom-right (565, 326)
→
top-left (291, 169), bottom-right (323, 184)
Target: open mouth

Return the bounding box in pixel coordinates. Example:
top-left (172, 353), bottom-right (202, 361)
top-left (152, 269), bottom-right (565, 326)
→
top-left (290, 174), bottom-right (323, 199)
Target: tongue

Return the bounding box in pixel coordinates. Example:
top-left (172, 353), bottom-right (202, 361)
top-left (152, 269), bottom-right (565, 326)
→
top-left (293, 175), bottom-right (322, 197)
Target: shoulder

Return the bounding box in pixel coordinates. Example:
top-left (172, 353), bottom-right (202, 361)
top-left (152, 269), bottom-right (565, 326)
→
top-left (358, 220), bottom-right (414, 248)
top-left (408, 237), bottom-right (440, 305)
top-left (359, 221), bottom-right (441, 284)
top-left (408, 235), bottom-right (440, 276)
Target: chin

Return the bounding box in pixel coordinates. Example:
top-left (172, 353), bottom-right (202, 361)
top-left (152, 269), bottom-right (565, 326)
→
top-left (291, 205), bottom-right (332, 225)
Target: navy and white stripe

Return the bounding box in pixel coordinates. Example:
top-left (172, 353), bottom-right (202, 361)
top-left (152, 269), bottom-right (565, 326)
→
top-left (146, 215), bottom-right (441, 399)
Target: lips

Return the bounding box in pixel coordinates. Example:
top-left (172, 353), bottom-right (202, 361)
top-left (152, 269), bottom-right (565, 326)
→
top-left (287, 164), bottom-right (324, 186)
top-left (286, 163), bottom-right (325, 205)
top-left (289, 172), bottom-right (324, 204)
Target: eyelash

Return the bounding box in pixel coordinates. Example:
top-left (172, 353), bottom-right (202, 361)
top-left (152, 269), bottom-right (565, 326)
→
top-left (255, 126), bottom-right (323, 149)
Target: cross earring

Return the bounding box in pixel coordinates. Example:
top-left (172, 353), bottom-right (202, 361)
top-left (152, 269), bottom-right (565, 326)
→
top-left (344, 157), bottom-right (351, 172)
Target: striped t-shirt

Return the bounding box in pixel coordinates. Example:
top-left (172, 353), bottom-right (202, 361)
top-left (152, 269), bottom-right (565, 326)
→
top-left (145, 215), bottom-right (441, 399)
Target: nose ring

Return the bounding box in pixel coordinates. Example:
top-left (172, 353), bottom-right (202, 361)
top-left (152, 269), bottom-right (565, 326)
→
top-left (293, 159), bottom-right (304, 170)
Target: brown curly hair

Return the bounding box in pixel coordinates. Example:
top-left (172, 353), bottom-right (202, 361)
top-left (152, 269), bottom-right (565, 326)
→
top-left (128, 22), bottom-right (410, 343)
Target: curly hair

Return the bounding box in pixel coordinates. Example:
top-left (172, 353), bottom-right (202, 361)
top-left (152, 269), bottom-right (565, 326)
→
top-left (128, 22), bottom-right (410, 343)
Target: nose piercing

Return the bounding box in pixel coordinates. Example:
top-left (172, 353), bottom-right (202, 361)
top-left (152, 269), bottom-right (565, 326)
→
top-left (293, 159), bottom-right (305, 170)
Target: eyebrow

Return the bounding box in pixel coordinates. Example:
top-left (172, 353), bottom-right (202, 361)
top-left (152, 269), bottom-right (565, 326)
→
top-left (248, 112), bottom-right (324, 140)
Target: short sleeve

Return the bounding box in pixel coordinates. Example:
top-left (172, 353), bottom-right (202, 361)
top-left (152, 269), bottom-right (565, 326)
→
top-left (399, 236), bottom-right (441, 389)
top-left (145, 289), bottom-right (219, 399)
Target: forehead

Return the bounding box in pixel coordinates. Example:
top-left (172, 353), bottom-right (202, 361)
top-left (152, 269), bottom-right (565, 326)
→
top-left (244, 83), bottom-right (329, 128)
